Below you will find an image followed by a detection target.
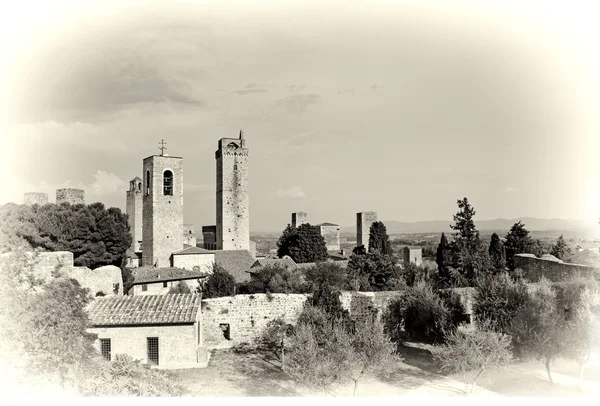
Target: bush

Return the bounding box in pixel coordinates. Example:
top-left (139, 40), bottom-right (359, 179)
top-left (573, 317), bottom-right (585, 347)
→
top-left (200, 265), bottom-right (235, 298)
top-left (347, 251), bottom-right (405, 292)
top-left (168, 280), bottom-right (191, 294)
top-left (383, 281), bottom-right (465, 344)
top-left (434, 324), bottom-right (512, 393)
top-left (304, 262), bottom-right (348, 292)
top-left (242, 264), bottom-right (308, 294)
top-left (260, 317), bottom-right (294, 370)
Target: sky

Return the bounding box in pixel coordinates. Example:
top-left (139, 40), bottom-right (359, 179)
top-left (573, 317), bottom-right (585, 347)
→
top-left (0, 0), bottom-right (599, 232)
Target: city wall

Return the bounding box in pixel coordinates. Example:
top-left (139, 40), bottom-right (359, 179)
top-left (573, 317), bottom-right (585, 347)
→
top-left (515, 254), bottom-right (600, 282)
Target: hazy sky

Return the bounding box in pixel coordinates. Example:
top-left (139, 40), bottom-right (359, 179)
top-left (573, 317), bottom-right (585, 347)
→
top-left (1, 0), bottom-right (599, 231)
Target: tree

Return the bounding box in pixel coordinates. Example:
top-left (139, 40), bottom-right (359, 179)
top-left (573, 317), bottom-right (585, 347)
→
top-left (473, 273), bottom-right (531, 333)
top-left (488, 233), bottom-right (506, 273)
top-left (260, 317), bottom-right (295, 371)
top-left (508, 278), bottom-right (568, 384)
top-left (347, 250), bottom-right (404, 292)
top-left (402, 262), bottom-right (432, 287)
top-left (450, 198), bottom-right (479, 248)
top-left (168, 281), bottom-right (191, 294)
top-left (276, 224), bottom-right (297, 258)
top-left (368, 221), bottom-right (392, 255)
top-left (0, 202), bottom-right (132, 269)
top-left (277, 223), bottom-right (328, 263)
top-left (434, 324), bottom-right (512, 394)
top-left (504, 221), bottom-right (534, 272)
top-left (307, 284), bottom-right (353, 329)
top-left (242, 264), bottom-right (307, 294)
top-left (303, 262), bottom-right (348, 292)
top-left (200, 264), bottom-right (236, 298)
top-left (349, 317), bottom-right (400, 396)
top-left (436, 233), bottom-right (452, 285)
top-left (550, 235), bottom-right (571, 260)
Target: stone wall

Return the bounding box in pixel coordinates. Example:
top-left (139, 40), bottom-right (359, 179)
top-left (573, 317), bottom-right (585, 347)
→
top-left (89, 324), bottom-right (200, 369)
top-left (403, 248), bottom-right (423, 266)
top-left (172, 253), bottom-right (215, 272)
top-left (24, 192), bottom-right (48, 206)
top-left (129, 278), bottom-right (202, 296)
top-left (216, 137), bottom-right (250, 251)
top-left (356, 212), bottom-right (377, 248)
top-left (200, 291), bottom-right (404, 348)
top-left (56, 188), bottom-right (85, 205)
top-left (515, 254), bottom-right (600, 282)
top-left (142, 155), bottom-right (184, 267)
top-left (183, 224), bottom-right (197, 247)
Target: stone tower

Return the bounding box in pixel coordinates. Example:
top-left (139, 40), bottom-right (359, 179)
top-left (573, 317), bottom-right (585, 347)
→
top-left (56, 188), bottom-right (85, 205)
top-left (142, 154), bottom-right (184, 267)
top-left (216, 130), bottom-right (249, 251)
top-left (24, 192), bottom-right (48, 206)
top-left (126, 177), bottom-right (143, 252)
top-left (357, 212), bottom-right (378, 248)
top-left (291, 212), bottom-right (307, 228)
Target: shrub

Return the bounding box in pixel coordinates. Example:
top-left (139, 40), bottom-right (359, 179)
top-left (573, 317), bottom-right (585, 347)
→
top-left (243, 264), bottom-right (308, 294)
top-left (167, 281), bottom-right (191, 294)
top-left (304, 262), bottom-right (348, 292)
top-left (260, 317), bottom-right (294, 370)
top-left (200, 264), bottom-right (235, 298)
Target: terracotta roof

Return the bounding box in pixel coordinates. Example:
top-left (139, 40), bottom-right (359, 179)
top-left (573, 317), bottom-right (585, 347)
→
top-left (132, 266), bottom-right (207, 285)
top-left (172, 246), bottom-right (214, 255)
top-left (125, 249), bottom-right (139, 259)
top-left (214, 250), bottom-right (255, 283)
top-left (87, 294), bottom-right (201, 326)
top-left (250, 257), bottom-right (299, 272)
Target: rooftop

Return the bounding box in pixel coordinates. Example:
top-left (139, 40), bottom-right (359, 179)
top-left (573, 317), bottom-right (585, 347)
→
top-left (249, 257), bottom-right (299, 272)
top-left (317, 222), bottom-right (339, 227)
top-left (214, 250), bottom-right (255, 283)
top-left (132, 266), bottom-right (208, 285)
top-left (87, 294), bottom-right (201, 326)
top-left (172, 246), bottom-right (214, 255)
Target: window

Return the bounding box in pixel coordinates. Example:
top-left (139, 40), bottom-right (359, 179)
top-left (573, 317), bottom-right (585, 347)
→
top-left (234, 164), bottom-right (237, 170)
top-left (100, 338), bottom-right (111, 361)
top-left (146, 170), bottom-right (150, 195)
top-left (219, 323), bottom-right (231, 340)
top-left (113, 283), bottom-right (120, 294)
top-left (163, 281), bottom-right (168, 288)
top-left (147, 337), bottom-right (159, 365)
top-left (163, 170), bottom-right (173, 196)
top-left (138, 182), bottom-right (142, 191)
top-left (142, 284), bottom-right (148, 292)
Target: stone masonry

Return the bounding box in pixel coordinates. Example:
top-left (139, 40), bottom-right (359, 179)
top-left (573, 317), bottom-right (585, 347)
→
top-left (183, 224), bottom-right (197, 247)
top-left (216, 132), bottom-right (249, 251)
top-left (142, 155), bottom-right (184, 267)
top-left (126, 177), bottom-right (143, 252)
top-left (56, 188), bottom-right (85, 205)
top-left (24, 192), bottom-right (48, 206)
top-left (291, 212), bottom-right (307, 228)
top-left (515, 253), bottom-right (600, 282)
top-left (357, 212), bottom-right (378, 248)
top-left (317, 223), bottom-right (341, 251)
top-left (202, 225), bottom-right (217, 250)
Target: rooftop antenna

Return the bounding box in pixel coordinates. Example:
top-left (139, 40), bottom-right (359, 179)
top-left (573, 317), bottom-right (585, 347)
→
top-left (158, 139), bottom-right (167, 156)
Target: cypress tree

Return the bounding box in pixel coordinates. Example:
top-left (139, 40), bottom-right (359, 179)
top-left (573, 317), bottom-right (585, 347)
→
top-left (368, 221), bottom-right (392, 256)
top-left (488, 233), bottom-right (506, 273)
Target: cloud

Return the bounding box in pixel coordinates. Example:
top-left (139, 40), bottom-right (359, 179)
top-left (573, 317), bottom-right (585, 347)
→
top-left (235, 83), bottom-right (268, 95)
top-left (505, 187), bottom-right (517, 193)
top-left (273, 186), bottom-right (306, 199)
top-left (276, 94), bottom-right (322, 114)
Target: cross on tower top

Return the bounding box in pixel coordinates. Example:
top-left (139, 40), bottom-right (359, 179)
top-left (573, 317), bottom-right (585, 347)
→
top-left (158, 139), bottom-right (167, 155)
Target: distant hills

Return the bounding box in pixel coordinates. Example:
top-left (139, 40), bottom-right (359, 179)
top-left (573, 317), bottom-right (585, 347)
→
top-left (339, 218), bottom-right (600, 235)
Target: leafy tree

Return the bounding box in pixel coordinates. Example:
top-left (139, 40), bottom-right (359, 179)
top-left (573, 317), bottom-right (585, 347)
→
top-left (473, 272), bottom-right (530, 333)
top-left (488, 233), bottom-right (506, 273)
top-left (550, 235), bottom-right (571, 260)
top-left (242, 264), bottom-right (307, 294)
top-left (276, 224), bottom-right (297, 258)
top-left (260, 317), bottom-right (295, 371)
top-left (368, 221), bottom-right (392, 255)
top-left (122, 267), bottom-right (135, 295)
top-left (402, 262), bottom-right (432, 287)
top-left (168, 280), bottom-right (191, 294)
top-left (277, 223), bottom-right (328, 263)
top-left (450, 198), bottom-right (479, 248)
top-left (508, 278), bottom-right (569, 384)
top-left (434, 324), bottom-right (512, 394)
top-left (200, 264), bottom-right (236, 298)
top-left (504, 221), bottom-right (535, 271)
top-left (303, 262), bottom-right (348, 292)
top-left (307, 284), bottom-right (353, 330)
top-left (347, 251), bottom-right (404, 291)
top-left (383, 281), bottom-right (465, 344)
top-left (349, 317), bottom-right (400, 396)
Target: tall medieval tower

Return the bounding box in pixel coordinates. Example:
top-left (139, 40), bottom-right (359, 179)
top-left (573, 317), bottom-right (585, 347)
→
top-left (142, 152), bottom-right (184, 267)
top-left (216, 131), bottom-right (250, 250)
top-left (126, 176), bottom-right (143, 252)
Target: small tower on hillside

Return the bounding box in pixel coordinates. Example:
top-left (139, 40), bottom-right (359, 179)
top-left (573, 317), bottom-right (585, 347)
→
top-left (291, 212), bottom-right (307, 228)
top-left (215, 130), bottom-right (250, 250)
top-left (142, 140), bottom-right (184, 267)
top-left (357, 212), bottom-right (378, 248)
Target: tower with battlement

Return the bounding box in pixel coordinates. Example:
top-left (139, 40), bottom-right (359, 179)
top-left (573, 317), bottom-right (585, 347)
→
top-left (56, 188), bottom-right (85, 205)
top-left (291, 212), bottom-right (307, 228)
top-left (126, 177), bottom-right (143, 252)
top-left (357, 212), bottom-right (378, 248)
top-left (216, 131), bottom-right (250, 250)
top-left (142, 152), bottom-right (184, 267)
